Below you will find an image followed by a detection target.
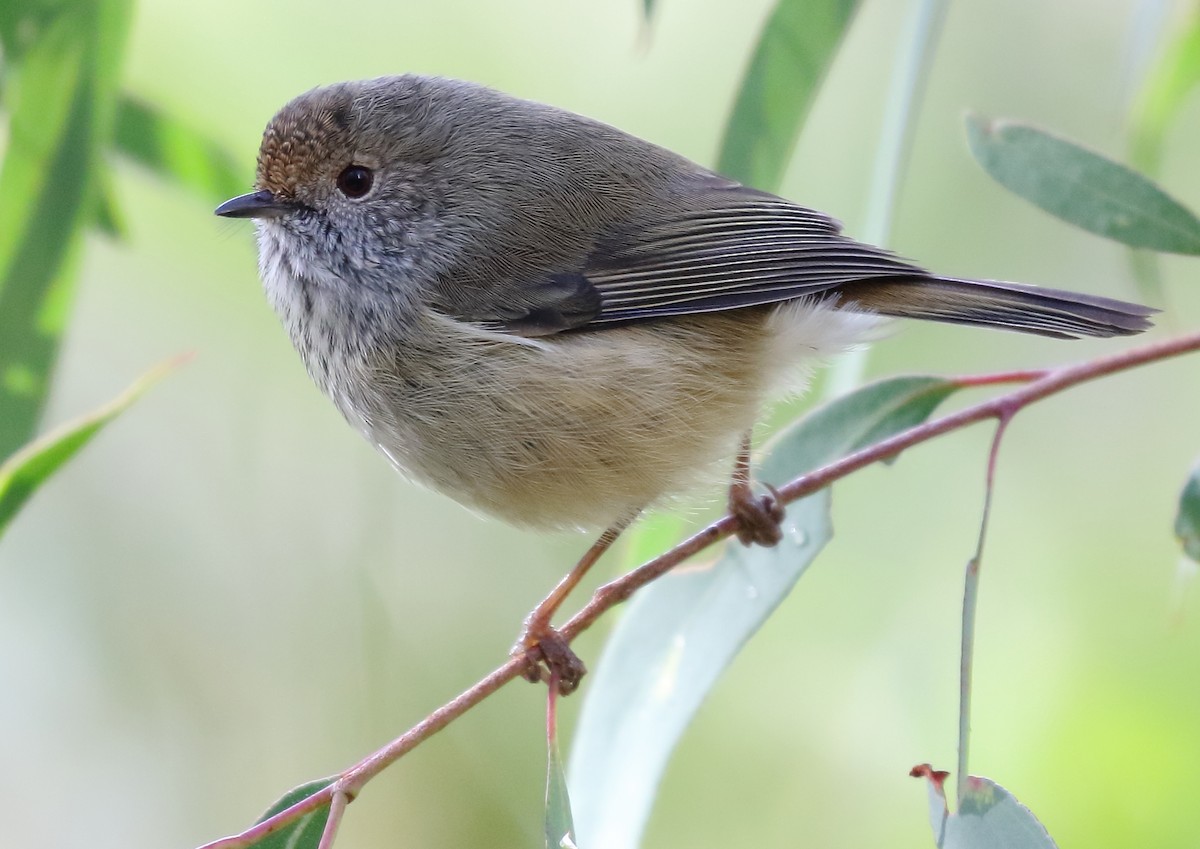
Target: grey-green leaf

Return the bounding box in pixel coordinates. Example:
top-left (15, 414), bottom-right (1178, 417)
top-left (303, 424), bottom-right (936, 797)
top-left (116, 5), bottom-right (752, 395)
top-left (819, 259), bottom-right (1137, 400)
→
top-left (716, 0), bottom-right (861, 190)
top-left (250, 777), bottom-right (336, 849)
top-left (545, 727), bottom-right (577, 849)
top-left (0, 0), bottom-right (133, 458)
top-left (965, 114), bottom-right (1200, 255)
top-left (113, 95), bottom-right (248, 203)
top-left (914, 766), bottom-right (1058, 849)
top-left (569, 376), bottom-right (959, 849)
top-left (1175, 461), bottom-right (1200, 564)
top-left (0, 356), bottom-right (183, 540)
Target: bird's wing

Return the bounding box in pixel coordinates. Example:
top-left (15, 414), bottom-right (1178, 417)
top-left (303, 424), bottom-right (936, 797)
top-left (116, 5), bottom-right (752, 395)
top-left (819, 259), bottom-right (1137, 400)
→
top-left (580, 190), bottom-right (926, 326)
top-left (482, 185), bottom-right (930, 336)
top-left (454, 183), bottom-right (1151, 340)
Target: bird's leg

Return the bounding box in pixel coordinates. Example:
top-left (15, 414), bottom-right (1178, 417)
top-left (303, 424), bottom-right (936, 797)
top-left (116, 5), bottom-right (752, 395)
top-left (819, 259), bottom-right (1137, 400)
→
top-left (728, 431), bottom-right (785, 546)
top-left (515, 516), bottom-right (632, 694)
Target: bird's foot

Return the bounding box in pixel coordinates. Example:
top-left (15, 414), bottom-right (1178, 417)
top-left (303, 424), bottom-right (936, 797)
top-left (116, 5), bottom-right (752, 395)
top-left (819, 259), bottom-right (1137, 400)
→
top-left (729, 480), bottom-right (785, 547)
top-left (512, 622), bottom-right (586, 695)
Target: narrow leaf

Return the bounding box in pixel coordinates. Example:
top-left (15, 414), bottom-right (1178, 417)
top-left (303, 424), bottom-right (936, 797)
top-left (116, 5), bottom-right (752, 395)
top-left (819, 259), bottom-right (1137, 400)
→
top-left (1129, 8), bottom-right (1200, 177)
top-left (965, 115), bottom-right (1200, 255)
top-left (545, 741), bottom-right (576, 849)
top-left (1176, 461), bottom-right (1200, 564)
top-left (716, 0), bottom-right (861, 190)
top-left (570, 376), bottom-right (960, 849)
top-left (861, 0), bottom-right (949, 246)
top-left (827, 0), bottom-right (948, 394)
top-left (912, 765), bottom-right (1058, 849)
top-left (1125, 8), bottom-right (1200, 300)
top-left (113, 95), bottom-right (248, 203)
top-left (0, 0), bottom-right (133, 457)
top-left (249, 777), bottom-right (336, 849)
top-left (91, 169), bottom-right (128, 239)
top-left (0, 1), bottom-right (61, 64)
top-left (0, 355), bottom-right (184, 539)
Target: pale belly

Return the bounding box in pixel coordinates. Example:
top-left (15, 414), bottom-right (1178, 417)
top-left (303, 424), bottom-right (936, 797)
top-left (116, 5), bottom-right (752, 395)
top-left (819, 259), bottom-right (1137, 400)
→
top-left (322, 303), bottom-right (873, 530)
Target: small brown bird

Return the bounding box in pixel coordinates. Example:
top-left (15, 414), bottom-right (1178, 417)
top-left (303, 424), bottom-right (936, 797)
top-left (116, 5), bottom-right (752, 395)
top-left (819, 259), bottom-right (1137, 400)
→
top-left (217, 75), bottom-right (1151, 686)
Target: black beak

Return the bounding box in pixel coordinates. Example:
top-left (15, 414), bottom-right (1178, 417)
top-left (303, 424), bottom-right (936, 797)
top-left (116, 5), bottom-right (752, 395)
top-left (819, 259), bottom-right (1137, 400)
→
top-left (215, 190), bottom-right (294, 219)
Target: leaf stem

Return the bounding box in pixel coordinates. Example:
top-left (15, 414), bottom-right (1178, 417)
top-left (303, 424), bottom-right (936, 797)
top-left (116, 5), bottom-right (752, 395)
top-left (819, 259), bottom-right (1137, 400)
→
top-left (315, 791), bottom-right (349, 849)
top-left (958, 415), bottom-right (1009, 802)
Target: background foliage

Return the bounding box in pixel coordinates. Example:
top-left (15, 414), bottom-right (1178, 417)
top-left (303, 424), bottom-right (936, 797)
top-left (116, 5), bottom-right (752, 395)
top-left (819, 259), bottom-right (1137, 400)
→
top-left (1, 1), bottom-right (1198, 848)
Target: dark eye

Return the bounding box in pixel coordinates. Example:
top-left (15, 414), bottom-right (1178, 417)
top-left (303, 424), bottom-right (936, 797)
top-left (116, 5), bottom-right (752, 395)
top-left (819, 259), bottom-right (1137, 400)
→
top-left (336, 164), bottom-right (374, 198)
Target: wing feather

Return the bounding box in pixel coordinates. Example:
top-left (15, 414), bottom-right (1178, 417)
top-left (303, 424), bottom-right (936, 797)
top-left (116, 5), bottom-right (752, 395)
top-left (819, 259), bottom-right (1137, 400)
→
top-left (584, 189), bottom-right (927, 325)
top-left (463, 182), bottom-right (1151, 339)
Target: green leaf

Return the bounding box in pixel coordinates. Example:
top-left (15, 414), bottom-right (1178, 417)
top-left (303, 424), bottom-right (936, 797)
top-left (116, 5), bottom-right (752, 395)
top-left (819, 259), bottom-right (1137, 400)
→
top-left (113, 95), bottom-right (248, 203)
top-left (913, 766), bottom-right (1058, 849)
top-left (641, 0), bottom-right (655, 20)
top-left (0, 0), bottom-right (133, 458)
top-left (91, 168), bottom-right (128, 239)
top-left (965, 114), bottom-right (1200, 255)
top-left (716, 0), bottom-right (861, 190)
top-left (249, 777), bottom-right (336, 849)
top-left (0, 355), bottom-right (183, 539)
top-left (1175, 461), bottom-right (1200, 564)
top-left (1129, 8), bottom-right (1200, 177)
top-left (0, 0), bottom-right (63, 65)
top-left (1124, 8), bottom-right (1200, 301)
top-left (545, 722), bottom-right (577, 849)
top-left (569, 376), bottom-right (960, 849)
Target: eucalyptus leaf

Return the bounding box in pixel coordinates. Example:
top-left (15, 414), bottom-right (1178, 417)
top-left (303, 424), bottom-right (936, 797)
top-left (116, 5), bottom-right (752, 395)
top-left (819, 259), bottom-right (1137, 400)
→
top-left (113, 95), bottom-right (247, 203)
top-left (716, 0), bottom-right (860, 190)
top-left (0, 0), bottom-right (133, 457)
top-left (570, 376), bottom-right (960, 849)
top-left (0, 356), bottom-right (182, 539)
top-left (1125, 8), bottom-right (1200, 300)
top-left (249, 777), bottom-right (336, 849)
top-left (1175, 461), bottom-right (1200, 564)
top-left (1129, 9), bottom-right (1200, 176)
top-left (0, 0), bottom-right (64, 64)
top-left (965, 115), bottom-right (1200, 255)
top-left (914, 766), bottom-right (1058, 849)
top-left (545, 721), bottom-right (577, 849)
top-left (91, 170), bottom-right (127, 239)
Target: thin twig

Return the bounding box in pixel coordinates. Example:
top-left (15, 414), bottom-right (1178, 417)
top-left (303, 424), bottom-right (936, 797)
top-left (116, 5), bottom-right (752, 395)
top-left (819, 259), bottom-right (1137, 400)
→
top-left (196, 329), bottom-right (1200, 849)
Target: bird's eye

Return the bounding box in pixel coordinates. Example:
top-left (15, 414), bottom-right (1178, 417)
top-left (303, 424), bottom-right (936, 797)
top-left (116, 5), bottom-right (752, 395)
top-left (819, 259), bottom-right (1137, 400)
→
top-left (336, 164), bottom-right (374, 199)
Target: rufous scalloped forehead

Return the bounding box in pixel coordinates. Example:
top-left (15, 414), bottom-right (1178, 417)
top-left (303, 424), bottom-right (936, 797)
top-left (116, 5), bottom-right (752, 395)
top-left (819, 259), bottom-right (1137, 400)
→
top-left (255, 86), bottom-right (356, 199)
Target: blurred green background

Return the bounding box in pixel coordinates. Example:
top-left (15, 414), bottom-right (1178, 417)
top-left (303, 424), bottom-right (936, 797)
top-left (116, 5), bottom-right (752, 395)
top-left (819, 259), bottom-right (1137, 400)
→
top-left (2, 1), bottom-right (1200, 847)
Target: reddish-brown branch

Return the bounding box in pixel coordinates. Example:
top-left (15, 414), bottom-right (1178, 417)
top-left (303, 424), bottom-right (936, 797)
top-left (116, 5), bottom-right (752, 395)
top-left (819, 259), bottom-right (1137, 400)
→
top-left (948, 367), bottom-right (1048, 388)
top-left (195, 329), bottom-right (1200, 849)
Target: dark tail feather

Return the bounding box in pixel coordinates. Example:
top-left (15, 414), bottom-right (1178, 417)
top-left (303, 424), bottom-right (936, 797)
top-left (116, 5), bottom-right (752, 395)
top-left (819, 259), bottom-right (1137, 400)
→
top-left (843, 276), bottom-right (1155, 339)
